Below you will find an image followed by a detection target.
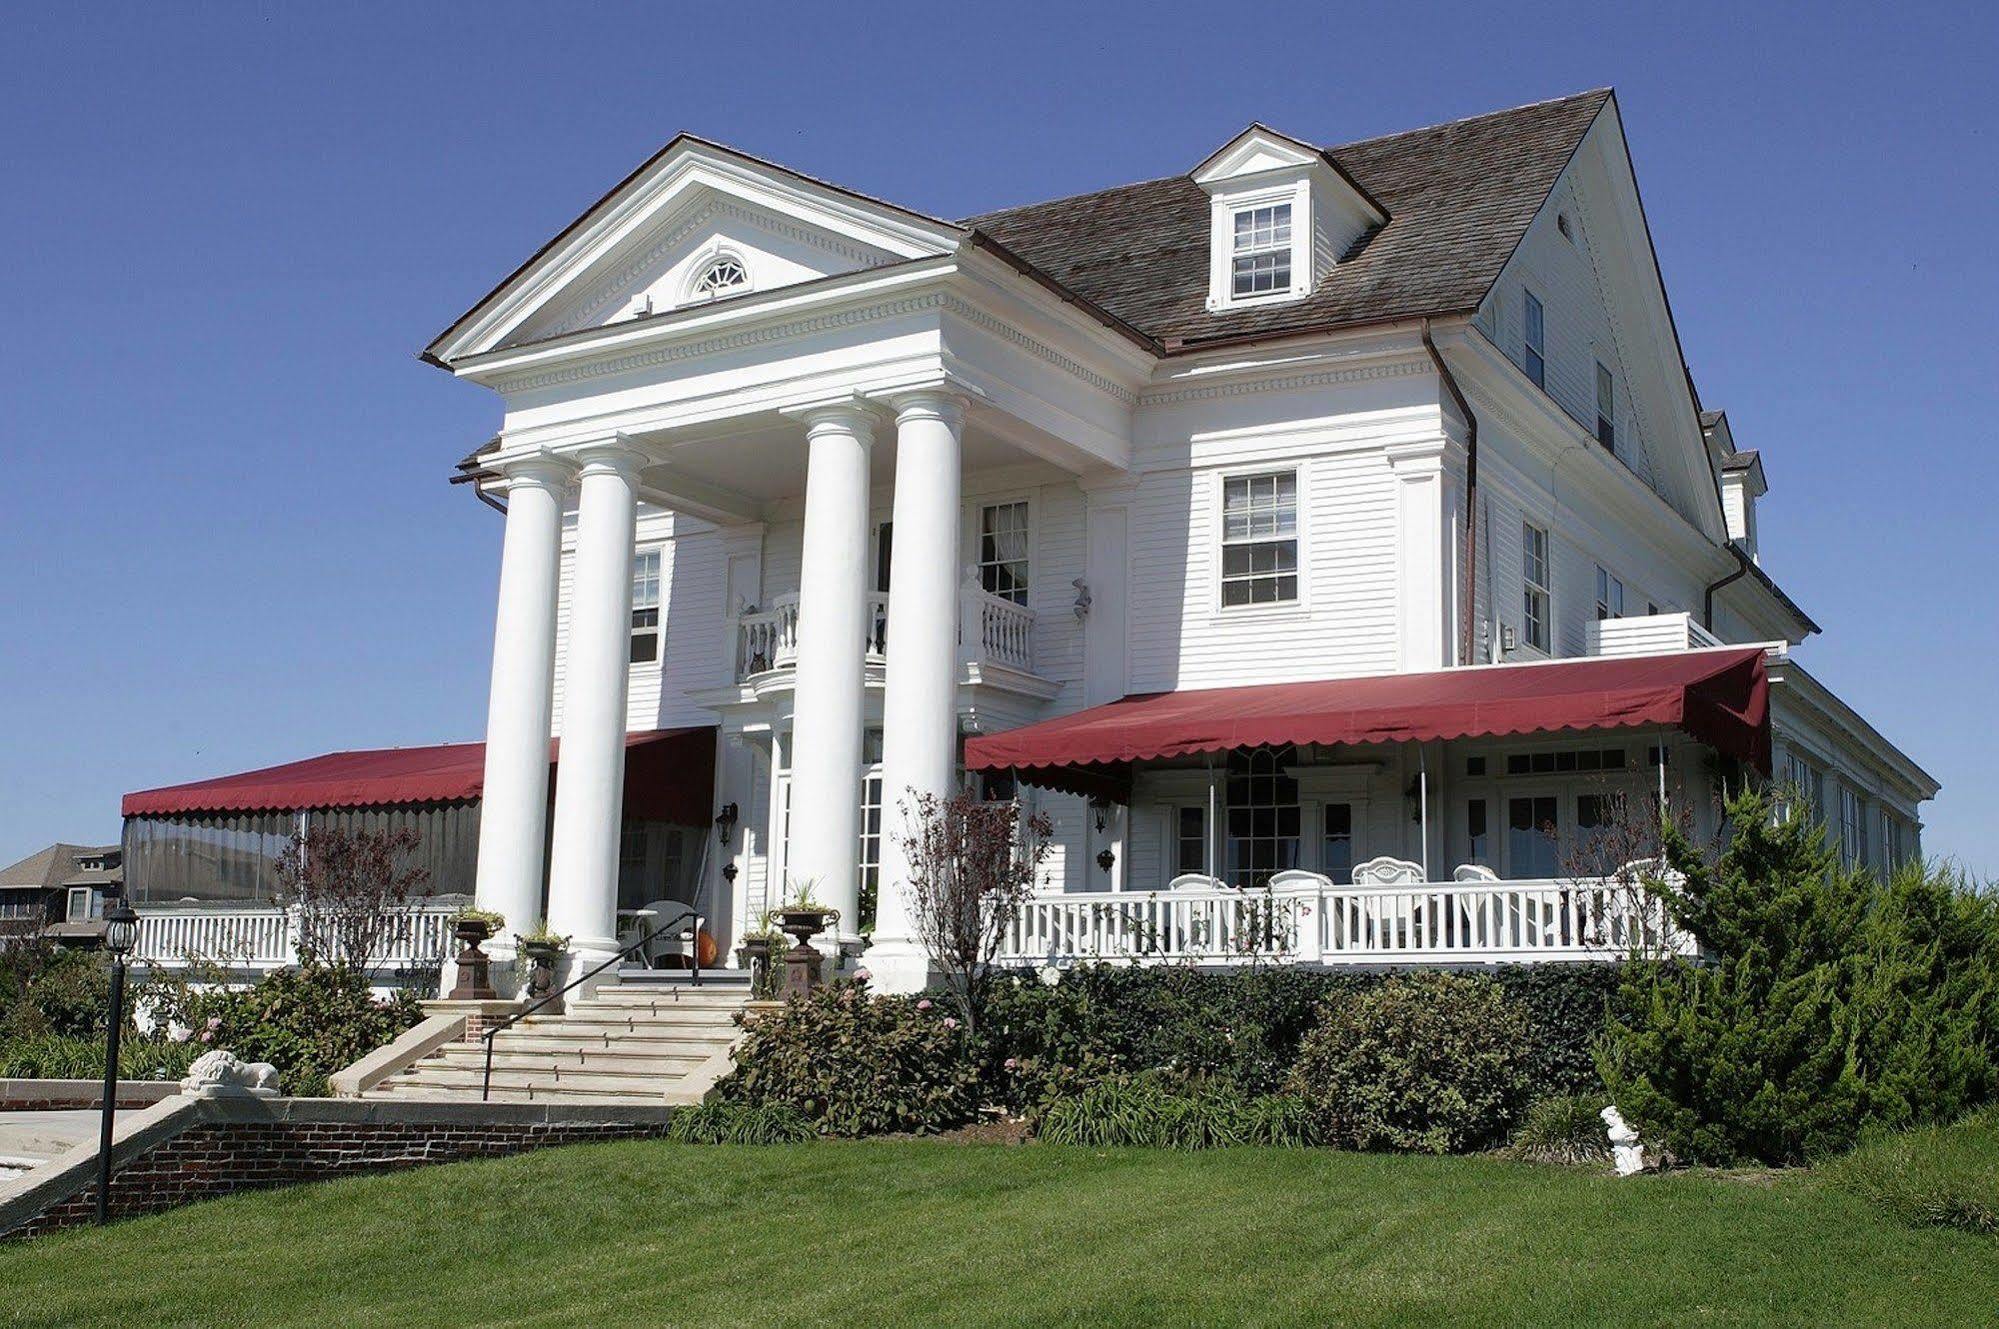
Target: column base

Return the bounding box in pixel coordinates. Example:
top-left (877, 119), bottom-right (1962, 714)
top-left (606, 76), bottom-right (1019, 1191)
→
top-left (862, 936), bottom-right (932, 994)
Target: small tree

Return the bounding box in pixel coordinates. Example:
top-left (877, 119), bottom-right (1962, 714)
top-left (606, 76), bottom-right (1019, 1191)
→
top-left (1556, 782), bottom-right (1701, 959)
top-left (895, 787), bottom-right (1052, 1039)
top-left (273, 825), bottom-right (430, 976)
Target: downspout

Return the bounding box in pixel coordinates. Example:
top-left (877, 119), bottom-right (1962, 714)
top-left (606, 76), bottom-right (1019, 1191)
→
top-left (1422, 322), bottom-right (1479, 665)
top-left (1701, 546), bottom-right (1749, 630)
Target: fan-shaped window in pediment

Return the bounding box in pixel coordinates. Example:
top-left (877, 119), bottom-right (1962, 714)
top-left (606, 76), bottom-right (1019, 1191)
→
top-left (691, 255), bottom-right (749, 301)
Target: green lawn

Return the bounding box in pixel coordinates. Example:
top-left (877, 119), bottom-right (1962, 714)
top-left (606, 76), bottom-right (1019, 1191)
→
top-left (4, 1141), bottom-right (1995, 1327)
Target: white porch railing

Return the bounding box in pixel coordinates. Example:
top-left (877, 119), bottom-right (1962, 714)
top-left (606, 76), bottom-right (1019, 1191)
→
top-left (133, 902), bottom-right (462, 973)
top-left (1001, 873), bottom-right (1692, 967)
top-left (1588, 611), bottom-right (1724, 657)
top-left (959, 583), bottom-right (1035, 673)
top-left (735, 586), bottom-right (1034, 680)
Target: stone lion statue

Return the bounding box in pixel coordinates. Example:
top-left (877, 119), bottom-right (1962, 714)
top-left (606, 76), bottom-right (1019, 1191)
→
top-left (181, 1049), bottom-right (282, 1099)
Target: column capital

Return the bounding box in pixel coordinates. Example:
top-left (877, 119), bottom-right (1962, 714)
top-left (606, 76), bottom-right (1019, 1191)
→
top-left (882, 387), bottom-right (971, 430)
top-left (781, 392), bottom-right (884, 440)
top-left (494, 453), bottom-right (574, 495)
top-left (564, 437), bottom-right (650, 480)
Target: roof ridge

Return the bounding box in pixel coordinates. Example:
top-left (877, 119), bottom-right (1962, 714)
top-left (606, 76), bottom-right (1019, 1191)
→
top-left (961, 88), bottom-right (1612, 226)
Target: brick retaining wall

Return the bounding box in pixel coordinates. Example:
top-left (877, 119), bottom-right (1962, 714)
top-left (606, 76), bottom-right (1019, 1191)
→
top-left (0, 1097), bottom-right (676, 1241)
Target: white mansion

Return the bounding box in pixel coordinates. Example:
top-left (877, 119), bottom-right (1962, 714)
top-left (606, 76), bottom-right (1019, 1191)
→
top-left (427, 89), bottom-right (1935, 991)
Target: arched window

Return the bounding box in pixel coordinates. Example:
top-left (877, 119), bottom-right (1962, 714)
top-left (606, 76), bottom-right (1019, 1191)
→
top-left (692, 256), bottom-right (748, 300)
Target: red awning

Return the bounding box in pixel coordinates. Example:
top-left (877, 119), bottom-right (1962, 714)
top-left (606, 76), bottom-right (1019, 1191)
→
top-left (965, 648), bottom-right (1770, 799)
top-left (122, 726), bottom-right (717, 825)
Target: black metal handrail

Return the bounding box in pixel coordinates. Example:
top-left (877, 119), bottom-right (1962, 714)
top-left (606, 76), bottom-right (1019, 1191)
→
top-left (481, 908), bottom-right (702, 1101)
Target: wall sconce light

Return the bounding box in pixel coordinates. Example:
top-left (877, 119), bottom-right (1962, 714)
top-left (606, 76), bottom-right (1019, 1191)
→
top-left (720, 863), bottom-right (739, 884)
top-left (715, 802), bottom-right (740, 846)
top-left (1072, 578), bottom-right (1092, 620)
top-left (1089, 797), bottom-right (1109, 834)
top-left (1095, 848), bottom-right (1116, 874)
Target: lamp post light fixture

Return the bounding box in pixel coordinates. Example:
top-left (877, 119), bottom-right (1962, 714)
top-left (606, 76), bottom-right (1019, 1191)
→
top-left (96, 889), bottom-right (139, 1226)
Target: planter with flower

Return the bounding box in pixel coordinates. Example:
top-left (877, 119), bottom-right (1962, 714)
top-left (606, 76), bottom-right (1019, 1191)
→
top-left (513, 921), bottom-right (570, 1005)
top-left (447, 907), bottom-right (506, 1000)
top-left (774, 879), bottom-right (839, 999)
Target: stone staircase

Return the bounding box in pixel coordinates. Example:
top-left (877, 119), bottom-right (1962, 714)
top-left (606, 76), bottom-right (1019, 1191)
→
top-left (365, 974), bottom-right (751, 1106)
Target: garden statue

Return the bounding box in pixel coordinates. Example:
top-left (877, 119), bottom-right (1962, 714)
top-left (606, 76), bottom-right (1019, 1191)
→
top-left (1601, 1105), bottom-right (1645, 1176)
top-left (181, 1049), bottom-right (282, 1099)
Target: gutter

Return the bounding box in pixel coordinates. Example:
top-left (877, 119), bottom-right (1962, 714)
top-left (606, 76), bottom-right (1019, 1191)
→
top-left (1422, 321), bottom-right (1479, 665)
top-left (1701, 546), bottom-right (1749, 630)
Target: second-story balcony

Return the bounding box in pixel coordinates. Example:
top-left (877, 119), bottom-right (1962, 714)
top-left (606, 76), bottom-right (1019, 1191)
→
top-left (733, 581), bottom-right (1047, 691)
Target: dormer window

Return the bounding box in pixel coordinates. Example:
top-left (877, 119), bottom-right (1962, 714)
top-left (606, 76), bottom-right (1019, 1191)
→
top-left (691, 255), bottom-right (748, 301)
top-left (1193, 124), bottom-right (1388, 314)
top-left (1231, 203), bottom-right (1293, 299)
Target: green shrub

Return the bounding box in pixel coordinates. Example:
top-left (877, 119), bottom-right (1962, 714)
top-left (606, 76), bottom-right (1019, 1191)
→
top-left (193, 963), bottom-right (423, 1097)
top-left (666, 1100), bottom-right (816, 1145)
top-left (721, 982), bottom-right (981, 1137)
top-left (0, 946), bottom-right (119, 1040)
top-left (979, 963), bottom-right (1616, 1112)
top-left (1510, 1093), bottom-right (1612, 1166)
top-left (0, 1033), bottom-right (201, 1082)
top-left (1288, 970), bottom-right (1531, 1154)
top-left (1038, 1073), bottom-right (1319, 1149)
top-left (1600, 790), bottom-right (1999, 1165)
top-left (1490, 964), bottom-right (1620, 1095)
top-left (1824, 1110), bottom-right (1999, 1235)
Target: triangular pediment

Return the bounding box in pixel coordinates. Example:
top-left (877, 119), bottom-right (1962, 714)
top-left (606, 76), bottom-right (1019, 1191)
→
top-left (427, 136), bottom-right (965, 364)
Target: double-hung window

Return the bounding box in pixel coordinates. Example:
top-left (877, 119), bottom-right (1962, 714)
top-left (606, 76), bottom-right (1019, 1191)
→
top-left (1221, 470), bottom-right (1299, 607)
top-left (630, 549), bottom-right (662, 664)
top-left (1230, 203), bottom-right (1292, 299)
top-left (1595, 362), bottom-right (1616, 451)
top-left (1322, 804), bottom-right (1354, 883)
top-left (1521, 521), bottom-right (1551, 651)
top-left (1594, 565), bottom-right (1624, 621)
top-left (1175, 806), bottom-right (1208, 877)
top-left (978, 501), bottom-right (1031, 605)
top-left (1524, 291), bottom-right (1546, 388)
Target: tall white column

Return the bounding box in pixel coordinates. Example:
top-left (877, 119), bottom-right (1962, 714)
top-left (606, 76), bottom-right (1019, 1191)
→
top-left (785, 404), bottom-right (876, 945)
top-left (472, 459), bottom-right (572, 946)
top-left (1386, 437), bottom-right (1461, 672)
top-left (870, 391), bottom-right (966, 991)
top-left (545, 443), bottom-right (646, 967)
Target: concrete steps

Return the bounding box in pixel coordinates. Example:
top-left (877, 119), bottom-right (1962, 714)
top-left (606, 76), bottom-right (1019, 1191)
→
top-left (365, 976), bottom-right (751, 1106)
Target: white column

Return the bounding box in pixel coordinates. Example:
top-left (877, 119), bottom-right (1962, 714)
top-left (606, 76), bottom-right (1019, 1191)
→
top-left (544, 443), bottom-right (646, 967)
top-left (870, 390), bottom-right (966, 991)
top-left (472, 458), bottom-right (571, 948)
top-left (784, 404), bottom-right (876, 946)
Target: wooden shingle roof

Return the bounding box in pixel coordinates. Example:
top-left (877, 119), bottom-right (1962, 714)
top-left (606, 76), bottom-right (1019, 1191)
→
top-left (965, 89), bottom-right (1612, 353)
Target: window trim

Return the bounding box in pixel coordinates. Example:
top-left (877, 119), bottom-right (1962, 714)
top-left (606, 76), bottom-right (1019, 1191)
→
top-left (1215, 466), bottom-right (1305, 616)
top-left (1595, 361), bottom-right (1616, 451)
top-left (1521, 520), bottom-right (1552, 653)
top-left (1524, 290), bottom-right (1546, 389)
top-left (1205, 179), bottom-right (1313, 311)
top-left (684, 248), bottom-right (752, 304)
top-left (1593, 564), bottom-right (1625, 622)
top-left (975, 497), bottom-right (1033, 606)
top-left (1228, 201), bottom-right (1295, 301)
top-left (629, 547), bottom-right (663, 665)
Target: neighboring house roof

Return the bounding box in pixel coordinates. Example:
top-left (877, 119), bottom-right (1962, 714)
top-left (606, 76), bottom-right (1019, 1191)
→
top-left (965, 89), bottom-right (1612, 352)
top-left (0, 843), bottom-right (118, 892)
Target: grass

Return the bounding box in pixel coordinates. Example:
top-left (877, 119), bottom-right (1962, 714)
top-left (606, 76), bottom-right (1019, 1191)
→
top-left (2, 1141), bottom-right (1996, 1328)
top-left (1825, 1108), bottom-right (1999, 1235)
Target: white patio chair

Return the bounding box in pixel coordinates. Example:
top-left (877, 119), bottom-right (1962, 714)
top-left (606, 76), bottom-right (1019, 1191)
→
top-left (1349, 856), bottom-right (1425, 951)
top-left (621, 897), bottom-right (698, 969)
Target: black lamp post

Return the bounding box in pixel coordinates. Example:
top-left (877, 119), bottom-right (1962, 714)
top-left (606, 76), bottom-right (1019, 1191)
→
top-left (95, 890), bottom-right (138, 1226)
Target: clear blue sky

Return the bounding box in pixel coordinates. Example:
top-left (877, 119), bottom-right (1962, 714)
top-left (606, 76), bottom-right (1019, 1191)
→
top-left (3, 3), bottom-right (1993, 874)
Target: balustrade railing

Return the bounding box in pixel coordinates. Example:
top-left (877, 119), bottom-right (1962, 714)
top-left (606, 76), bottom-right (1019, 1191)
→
top-left (734, 586), bottom-right (1034, 680)
top-left (1001, 873), bottom-right (1690, 967)
top-left (133, 902), bottom-right (462, 972)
